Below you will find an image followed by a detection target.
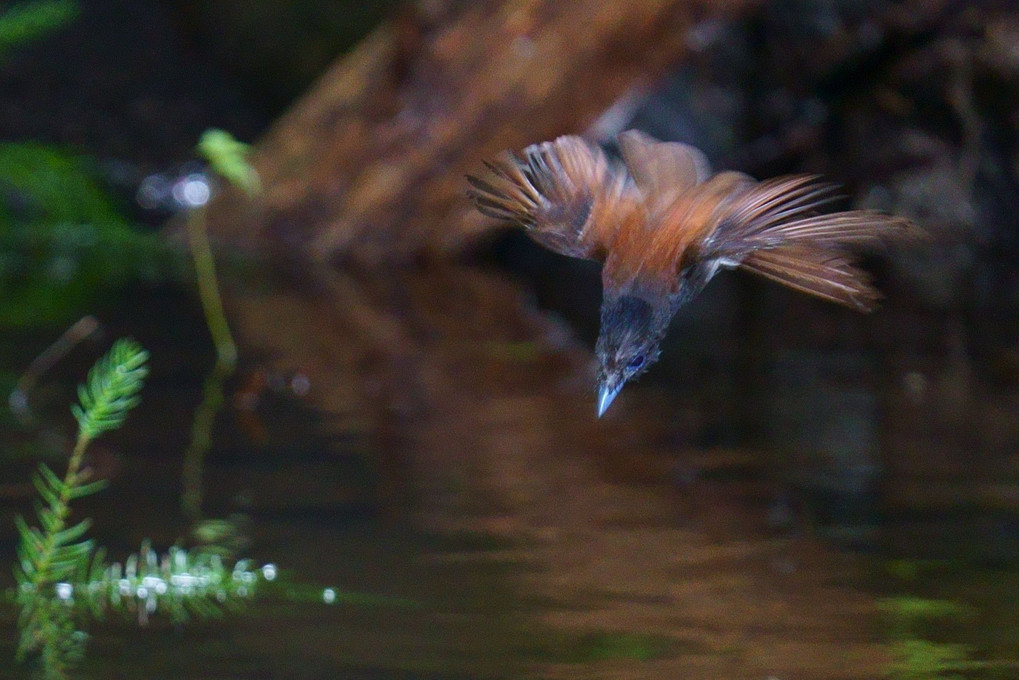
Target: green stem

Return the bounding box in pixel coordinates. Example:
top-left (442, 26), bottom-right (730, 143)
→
top-left (181, 207), bottom-right (238, 521)
top-left (186, 208), bottom-right (236, 368)
top-left (30, 431), bottom-right (91, 589)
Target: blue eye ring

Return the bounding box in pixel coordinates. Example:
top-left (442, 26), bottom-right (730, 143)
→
top-left (626, 354), bottom-right (645, 371)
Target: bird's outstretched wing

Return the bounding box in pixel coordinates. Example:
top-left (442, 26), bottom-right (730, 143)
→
top-left (617, 129), bottom-right (710, 212)
top-left (698, 175), bottom-right (918, 310)
top-left (706, 175), bottom-right (916, 250)
top-left (466, 136), bottom-right (642, 261)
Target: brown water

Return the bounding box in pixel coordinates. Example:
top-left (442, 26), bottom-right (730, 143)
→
top-left (2, 268), bottom-right (1018, 679)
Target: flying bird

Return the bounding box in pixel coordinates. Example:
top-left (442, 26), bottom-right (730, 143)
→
top-left (466, 130), bottom-right (915, 417)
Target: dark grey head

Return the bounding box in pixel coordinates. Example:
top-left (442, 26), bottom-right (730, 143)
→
top-left (594, 293), bottom-right (674, 416)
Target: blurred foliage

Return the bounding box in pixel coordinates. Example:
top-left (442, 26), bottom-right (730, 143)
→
top-left (0, 142), bottom-right (173, 327)
top-left (887, 639), bottom-right (975, 680)
top-left (0, 0), bottom-right (77, 60)
top-left (530, 629), bottom-right (677, 664)
top-left (0, 143), bottom-right (122, 225)
top-left (879, 594), bottom-right (982, 680)
top-left (879, 596), bottom-right (976, 636)
top-left (878, 560), bottom-right (1019, 679)
top-left (197, 128), bottom-right (260, 197)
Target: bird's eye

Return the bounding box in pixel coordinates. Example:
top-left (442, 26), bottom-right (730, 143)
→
top-left (626, 354), bottom-right (645, 371)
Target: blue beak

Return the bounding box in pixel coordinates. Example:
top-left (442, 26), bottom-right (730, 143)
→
top-left (596, 381), bottom-right (622, 418)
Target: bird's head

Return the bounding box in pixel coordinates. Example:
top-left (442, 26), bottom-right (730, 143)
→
top-left (594, 293), bottom-right (673, 417)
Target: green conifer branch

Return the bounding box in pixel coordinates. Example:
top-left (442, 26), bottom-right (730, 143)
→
top-left (14, 338), bottom-right (148, 677)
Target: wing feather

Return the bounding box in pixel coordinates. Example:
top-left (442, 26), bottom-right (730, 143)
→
top-left (467, 136), bottom-right (640, 261)
top-left (617, 130), bottom-right (710, 209)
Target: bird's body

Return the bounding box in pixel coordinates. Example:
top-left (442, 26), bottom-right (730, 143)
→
top-left (467, 130), bottom-right (915, 416)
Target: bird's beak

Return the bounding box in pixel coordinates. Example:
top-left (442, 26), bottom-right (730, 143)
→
top-left (596, 379), bottom-right (623, 418)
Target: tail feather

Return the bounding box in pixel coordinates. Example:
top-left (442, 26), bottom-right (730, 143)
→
top-left (738, 245), bottom-right (881, 311)
top-left (745, 211), bottom-right (919, 248)
top-left (711, 175), bottom-right (921, 254)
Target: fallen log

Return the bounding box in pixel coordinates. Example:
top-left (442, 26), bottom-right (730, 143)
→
top-left (198, 0), bottom-right (756, 263)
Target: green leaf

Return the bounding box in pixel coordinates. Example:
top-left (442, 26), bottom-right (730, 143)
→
top-left (0, 152), bottom-right (173, 326)
top-left (14, 515), bottom-right (44, 554)
top-left (52, 518), bottom-right (92, 546)
top-left (0, 0), bottom-right (78, 59)
top-left (32, 477), bottom-right (61, 508)
top-left (0, 141), bottom-right (122, 226)
top-left (196, 129), bottom-right (261, 196)
top-left (38, 507), bottom-right (60, 532)
top-left (15, 546), bottom-right (39, 581)
top-left (67, 477), bottom-right (108, 499)
top-left (36, 463), bottom-right (63, 492)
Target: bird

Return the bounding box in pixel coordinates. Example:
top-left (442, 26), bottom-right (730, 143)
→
top-left (466, 130), bottom-right (916, 417)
